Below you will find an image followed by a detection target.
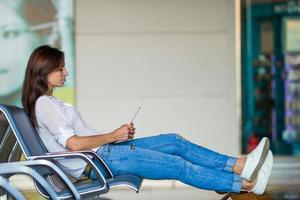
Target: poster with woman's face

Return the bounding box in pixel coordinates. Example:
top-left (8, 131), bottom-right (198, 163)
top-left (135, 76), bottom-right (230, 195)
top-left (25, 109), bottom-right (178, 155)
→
top-left (0, 0), bottom-right (75, 106)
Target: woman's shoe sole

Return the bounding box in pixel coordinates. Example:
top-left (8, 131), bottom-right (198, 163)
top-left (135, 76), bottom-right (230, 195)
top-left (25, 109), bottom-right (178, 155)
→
top-left (249, 138), bottom-right (270, 182)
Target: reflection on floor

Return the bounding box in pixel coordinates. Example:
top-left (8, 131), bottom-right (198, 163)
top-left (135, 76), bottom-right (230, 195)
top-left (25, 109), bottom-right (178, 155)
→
top-left (101, 185), bottom-right (300, 200)
top-left (267, 186), bottom-right (300, 200)
top-left (9, 183), bottom-right (300, 200)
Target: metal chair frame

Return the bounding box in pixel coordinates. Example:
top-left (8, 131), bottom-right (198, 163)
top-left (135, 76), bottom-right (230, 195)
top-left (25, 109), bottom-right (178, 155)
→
top-left (0, 104), bottom-right (143, 199)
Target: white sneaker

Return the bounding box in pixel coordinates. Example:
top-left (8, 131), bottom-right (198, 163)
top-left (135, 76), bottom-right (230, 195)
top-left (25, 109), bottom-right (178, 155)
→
top-left (251, 150), bottom-right (273, 195)
top-left (240, 137), bottom-right (270, 181)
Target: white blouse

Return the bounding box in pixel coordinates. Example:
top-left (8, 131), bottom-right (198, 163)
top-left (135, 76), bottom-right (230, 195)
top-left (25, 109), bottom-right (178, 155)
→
top-left (35, 95), bottom-right (100, 178)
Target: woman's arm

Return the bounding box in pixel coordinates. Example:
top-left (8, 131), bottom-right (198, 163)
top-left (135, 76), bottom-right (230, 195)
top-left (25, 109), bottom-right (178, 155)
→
top-left (66, 123), bottom-right (135, 151)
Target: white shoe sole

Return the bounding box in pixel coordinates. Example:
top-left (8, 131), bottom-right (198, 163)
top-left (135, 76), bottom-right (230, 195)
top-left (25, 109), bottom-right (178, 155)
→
top-left (241, 137), bottom-right (270, 181)
top-left (249, 138), bottom-right (270, 181)
top-left (251, 150), bottom-right (273, 195)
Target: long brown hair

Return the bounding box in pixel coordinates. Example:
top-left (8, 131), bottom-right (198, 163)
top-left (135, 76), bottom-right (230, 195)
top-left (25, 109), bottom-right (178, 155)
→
top-left (22, 45), bottom-right (64, 127)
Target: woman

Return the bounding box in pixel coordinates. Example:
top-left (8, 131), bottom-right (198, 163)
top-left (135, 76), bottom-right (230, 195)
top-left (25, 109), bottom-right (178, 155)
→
top-left (22, 45), bottom-right (273, 195)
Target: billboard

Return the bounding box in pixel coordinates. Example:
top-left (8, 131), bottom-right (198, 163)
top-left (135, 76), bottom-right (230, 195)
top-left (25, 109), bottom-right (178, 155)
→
top-left (0, 0), bottom-right (75, 106)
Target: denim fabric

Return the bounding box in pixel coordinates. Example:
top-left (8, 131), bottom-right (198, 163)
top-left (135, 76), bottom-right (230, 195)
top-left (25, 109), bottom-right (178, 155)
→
top-left (90, 133), bottom-right (242, 193)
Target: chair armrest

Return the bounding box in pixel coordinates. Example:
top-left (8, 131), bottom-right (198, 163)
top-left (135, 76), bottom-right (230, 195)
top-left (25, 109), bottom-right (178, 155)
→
top-left (48, 150), bottom-right (113, 178)
top-left (17, 159), bottom-right (81, 200)
top-left (28, 152), bottom-right (108, 190)
top-left (0, 162), bottom-right (59, 200)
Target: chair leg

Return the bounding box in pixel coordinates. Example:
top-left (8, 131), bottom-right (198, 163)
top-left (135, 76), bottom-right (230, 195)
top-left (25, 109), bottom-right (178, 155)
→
top-left (220, 193), bottom-right (232, 200)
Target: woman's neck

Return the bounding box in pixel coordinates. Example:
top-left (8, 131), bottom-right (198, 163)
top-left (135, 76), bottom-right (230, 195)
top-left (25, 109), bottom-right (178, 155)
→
top-left (46, 88), bottom-right (53, 96)
top-left (47, 85), bottom-right (54, 96)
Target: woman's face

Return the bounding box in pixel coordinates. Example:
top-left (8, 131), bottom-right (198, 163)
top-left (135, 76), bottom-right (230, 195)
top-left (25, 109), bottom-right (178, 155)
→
top-left (47, 64), bottom-right (68, 90)
top-left (0, 3), bottom-right (41, 97)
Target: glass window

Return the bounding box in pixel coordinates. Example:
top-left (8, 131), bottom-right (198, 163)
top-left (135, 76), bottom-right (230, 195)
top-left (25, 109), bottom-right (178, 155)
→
top-left (241, 0), bottom-right (300, 155)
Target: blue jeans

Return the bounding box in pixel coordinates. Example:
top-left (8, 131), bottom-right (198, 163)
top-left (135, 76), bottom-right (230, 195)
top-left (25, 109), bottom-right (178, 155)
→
top-left (90, 133), bottom-right (242, 193)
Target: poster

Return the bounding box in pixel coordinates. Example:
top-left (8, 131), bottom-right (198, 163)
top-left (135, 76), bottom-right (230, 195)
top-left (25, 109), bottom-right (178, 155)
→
top-left (0, 0), bottom-right (75, 106)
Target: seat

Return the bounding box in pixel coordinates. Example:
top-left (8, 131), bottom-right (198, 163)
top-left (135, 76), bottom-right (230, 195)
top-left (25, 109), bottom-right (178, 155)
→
top-left (0, 104), bottom-right (143, 199)
top-left (0, 175), bottom-right (26, 200)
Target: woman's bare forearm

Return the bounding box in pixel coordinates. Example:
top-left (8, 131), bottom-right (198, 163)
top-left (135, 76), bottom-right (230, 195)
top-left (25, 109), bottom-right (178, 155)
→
top-left (66, 132), bottom-right (116, 151)
top-left (66, 123), bottom-right (135, 151)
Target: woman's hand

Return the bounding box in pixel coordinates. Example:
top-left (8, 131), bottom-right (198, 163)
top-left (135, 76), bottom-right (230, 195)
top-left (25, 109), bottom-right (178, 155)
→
top-left (112, 123), bottom-right (136, 142)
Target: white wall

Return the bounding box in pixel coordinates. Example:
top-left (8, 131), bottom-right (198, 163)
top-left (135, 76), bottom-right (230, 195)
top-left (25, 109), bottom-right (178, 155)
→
top-left (75, 0), bottom-right (239, 155)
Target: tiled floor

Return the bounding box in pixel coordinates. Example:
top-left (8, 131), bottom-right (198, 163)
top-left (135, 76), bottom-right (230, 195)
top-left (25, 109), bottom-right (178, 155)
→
top-left (100, 185), bottom-right (300, 200)
top-left (7, 183), bottom-right (300, 200)
top-left (7, 157), bottom-right (300, 200)
top-left (5, 185), bottom-right (298, 199)
top-left (101, 187), bottom-right (222, 200)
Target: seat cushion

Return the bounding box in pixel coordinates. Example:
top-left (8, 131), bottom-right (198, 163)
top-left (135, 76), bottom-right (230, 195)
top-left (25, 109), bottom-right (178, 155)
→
top-left (106, 174), bottom-right (143, 192)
